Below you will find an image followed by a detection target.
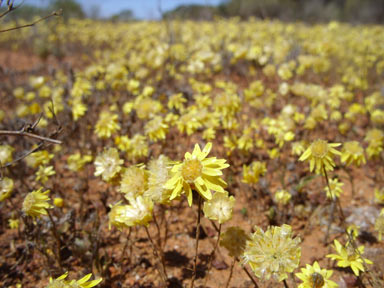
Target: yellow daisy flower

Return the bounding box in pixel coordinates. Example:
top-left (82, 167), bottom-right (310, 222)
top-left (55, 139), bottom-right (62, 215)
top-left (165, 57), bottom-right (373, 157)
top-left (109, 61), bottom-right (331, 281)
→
top-left (35, 165), bottom-right (56, 184)
top-left (144, 116), bottom-right (168, 141)
top-left (274, 189), bottom-right (292, 205)
top-left (242, 161), bottom-right (267, 184)
top-left (22, 188), bottom-right (52, 219)
top-left (94, 111), bottom-right (120, 139)
top-left (68, 273), bottom-right (102, 288)
top-left (299, 139), bottom-right (341, 174)
top-left (67, 153), bottom-right (93, 172)
top-left (8, 218), bottom-right (20, 229)
top-left (296, 261), bottom-right (338, 288)
top-left (326, 240), bottom-right (372, 276)
top-left (165, 142), bottom-right (229, 206)
top-left (46, 272), bottom-right (102, 288)
top-left (324, 178), bottom-right (344, 199)
top-left (341, 141), bottom-right (366, 167)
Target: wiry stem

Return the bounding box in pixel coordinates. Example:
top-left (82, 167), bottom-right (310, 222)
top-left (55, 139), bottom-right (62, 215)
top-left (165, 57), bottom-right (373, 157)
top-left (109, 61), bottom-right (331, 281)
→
top-left (225, 258), bottom-right (236, 288)
top-left (46, 209), bottom-right (62, 269)
top-left (145, 226), bottom-right (168, 286)
top-left (324, 200), bottom-right (336, 244)
top-left (204, 223), bottom-right (222, 286)
top-left (240, 263), bottom-right (259, 288)
top-left (120, 228), bottom-right (132, 263)
top-left (153, 210), bottom-right (162, 248)
top-left (190, 194), bottom-right (202, 288)
top-left (152, 211), bottom-right (168, 283)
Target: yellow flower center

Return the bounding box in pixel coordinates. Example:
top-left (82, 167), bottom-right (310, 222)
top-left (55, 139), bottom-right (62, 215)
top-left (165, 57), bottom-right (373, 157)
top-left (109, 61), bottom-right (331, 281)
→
top-left (181, 159), bottom-right (202, 183)
top-left (310, 272), bottom-right (324, 288)
top-left (311, 140), bottom-right (329, 158)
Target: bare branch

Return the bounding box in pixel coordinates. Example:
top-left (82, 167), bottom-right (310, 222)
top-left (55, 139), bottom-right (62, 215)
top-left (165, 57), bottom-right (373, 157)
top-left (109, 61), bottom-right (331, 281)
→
top-left (0, 0), bottom-right (25, 19)
top-left (0, 9), bottom-right (62, 33)
top-left (0, 130), bottom-right (62, 144)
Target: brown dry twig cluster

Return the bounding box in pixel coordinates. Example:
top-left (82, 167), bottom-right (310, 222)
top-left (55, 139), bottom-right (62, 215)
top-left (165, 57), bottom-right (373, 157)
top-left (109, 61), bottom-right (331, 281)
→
top-left (0, 106), bottom-right (63, 170)
top-left (0, 0), bottom-right (62, 33)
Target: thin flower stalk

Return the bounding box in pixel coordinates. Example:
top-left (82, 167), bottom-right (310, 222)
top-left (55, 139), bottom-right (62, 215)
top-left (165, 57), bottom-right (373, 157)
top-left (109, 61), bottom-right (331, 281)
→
top-left (204, 223), bottom-right (222, 287)
top-left (144, 226), bottom-right (168, 286)
top-left (190, 194), bottom-right (202, 288)
top-left (225, 258), bottom-right (236, 288)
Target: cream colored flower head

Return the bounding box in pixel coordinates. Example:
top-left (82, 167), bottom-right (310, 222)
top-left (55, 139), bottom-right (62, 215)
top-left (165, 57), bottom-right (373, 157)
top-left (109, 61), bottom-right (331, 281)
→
top-left (109, 196), bottom-right (153, 229)
top-left (0, 177), bottom-right (14, 202)
top-left (23, 188), bottom-right (52, 219)
top-left (144, 155), bottom-right (173, 204)
top-left (119, 165), bottom-right (147, 200)
top-left (296, 261), bottom-right (338, 288)
top-left (94, 148), bottom-right (123, 182)
top-left (299, 139), bottom-right (341, 174)
top-left (165, 142), bottom-right (229, 206)
top-left (220, 226), bottom-right (250, 258)
top-left (243, 224), bottom-right (301, 282)
top-left (203, 191), bottom-right (235, 224)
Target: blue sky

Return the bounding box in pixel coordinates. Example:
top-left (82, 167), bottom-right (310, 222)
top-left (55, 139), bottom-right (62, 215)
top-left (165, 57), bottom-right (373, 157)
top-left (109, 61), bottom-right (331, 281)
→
top-left (25, 0), bottom-right (223, 19)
